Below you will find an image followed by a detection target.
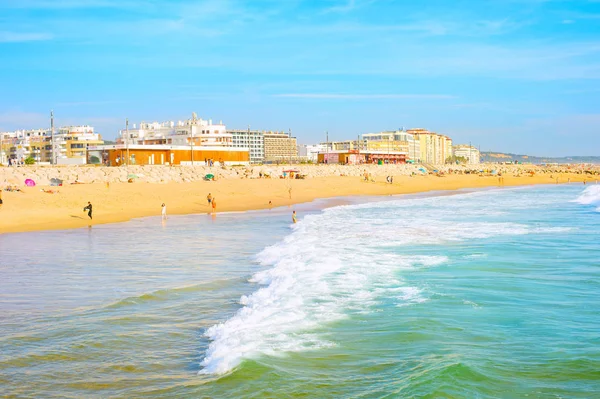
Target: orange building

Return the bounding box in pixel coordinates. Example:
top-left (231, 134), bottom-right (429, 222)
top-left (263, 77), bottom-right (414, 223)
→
top-left (87, 144), bottom-right (249, 166)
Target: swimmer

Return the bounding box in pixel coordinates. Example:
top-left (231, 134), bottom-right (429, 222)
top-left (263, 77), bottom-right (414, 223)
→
top-left (292, 210), bottom-right (297, 223)
top-left (161, 203), bottom-right (167, 220)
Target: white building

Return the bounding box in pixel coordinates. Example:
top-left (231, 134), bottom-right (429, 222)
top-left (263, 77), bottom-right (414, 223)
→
top-left (453, 144), bottom-right (480, 164)
top-left (0, 125), bottom-right (102, 164)
top-left (304, 143), bottom-right (328, 163)
top-left (228, 129), bottom-right (265, 164)
top-left (120, 113), bottom-right (231, 148)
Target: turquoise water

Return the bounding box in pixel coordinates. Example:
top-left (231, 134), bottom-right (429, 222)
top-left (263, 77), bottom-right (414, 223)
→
top-left (1, 185), bottom-right (599, 398)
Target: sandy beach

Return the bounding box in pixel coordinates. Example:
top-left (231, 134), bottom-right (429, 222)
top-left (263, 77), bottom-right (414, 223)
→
top-left (0, 164), bottom-right (596, 234)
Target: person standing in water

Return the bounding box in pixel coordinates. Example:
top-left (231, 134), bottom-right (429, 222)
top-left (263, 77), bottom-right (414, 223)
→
top-left (292, 210), bottom-right (297, 223)
top-left (161, 203), bottom-right (167, 220)
top-left (83, 202), bottom-right (93, 219)
top-left (211, 197), bottom-right (217, 213)
top-left (207, 193), bottom-right (212, 205)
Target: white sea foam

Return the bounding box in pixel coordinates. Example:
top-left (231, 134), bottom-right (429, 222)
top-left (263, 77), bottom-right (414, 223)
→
top-left (199, 188), bottom-right (567, 375)
top-left (573, 186), bottom-right (600, 212)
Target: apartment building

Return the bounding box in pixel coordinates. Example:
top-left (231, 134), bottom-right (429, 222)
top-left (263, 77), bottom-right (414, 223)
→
top-left (453, 145), bottom-right (481, 164)
top-left (263, 131), bottom-right (298, 162)
top-left (407, 128), bottom-right (452, 164)
top-left (362, 130), bottom-right (420, 161)
top-left (228, 129), bottom-right (265, 164)
top-left (0, 125), bottom-right (103, 164)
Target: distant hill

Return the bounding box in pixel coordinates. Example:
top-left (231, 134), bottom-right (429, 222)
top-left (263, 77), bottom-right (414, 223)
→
top-left (481, 152), bottom-right (600, 165)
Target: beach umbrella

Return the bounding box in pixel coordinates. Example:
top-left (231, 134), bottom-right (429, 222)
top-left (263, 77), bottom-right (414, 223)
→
top-left (127, 174), bottom-right (138, 179)
top-left (50, 178), bottom-right (63, 186)
top-left (418, 167), bottom-right (427, 173)
top-left (25, 179), bottom-right (36, 187)
top-left (205, 174), bottom-right (214, 180)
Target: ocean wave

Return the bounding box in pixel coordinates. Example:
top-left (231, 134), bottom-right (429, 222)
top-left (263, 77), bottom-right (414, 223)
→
top-left (198, 187), bottom-right (574, 375)
top-left (572, 186), bottom-right (600, 211)
top-left (198, 215), bottom-right (447, 374)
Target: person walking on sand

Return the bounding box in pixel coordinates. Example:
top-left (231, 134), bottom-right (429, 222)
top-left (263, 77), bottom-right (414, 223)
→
top-left (207, 193), bottom-right (212, 205)
top-left (0, 191), bottom-right (3, 209)
top-left (211, 197), bottom-right (217, 213)
top-left (83, 201), bottom-right (93, 220)
top-left (288, 187), bottom-right (292, 199)
top-left (161, 203), bottom-right (167, 220)
top-left (292, 210), bottom-right (297, 223)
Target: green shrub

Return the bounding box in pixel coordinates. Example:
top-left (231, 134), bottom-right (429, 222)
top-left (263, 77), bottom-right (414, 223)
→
top-left (90, 155), bottom-right (101, 164)
top-left (24, 157), bottom-right (35, 165)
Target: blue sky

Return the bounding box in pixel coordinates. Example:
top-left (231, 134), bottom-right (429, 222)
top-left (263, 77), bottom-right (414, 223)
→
top-left (0, 0), bottom-right (599, 156)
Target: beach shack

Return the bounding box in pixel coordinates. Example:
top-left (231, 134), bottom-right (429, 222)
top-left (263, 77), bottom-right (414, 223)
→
top-left (87, 144), bottom-right (250, 166)
top-left (318, 149), bottom-right (405, 164)
top-left (318, 150), bottom-right (366, 164)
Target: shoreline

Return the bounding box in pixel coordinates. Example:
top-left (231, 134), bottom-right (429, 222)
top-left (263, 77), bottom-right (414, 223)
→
top-left (0, 172), bottom-right (593, 235)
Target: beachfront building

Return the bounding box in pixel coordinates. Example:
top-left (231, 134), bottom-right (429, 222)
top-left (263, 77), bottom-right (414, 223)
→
top-left (263, 131), bottom-right (298, 163)
top-left (362, 130), bottom-right (420, 162)
top-left (0, 125), bottom-right (103, 165)
top-left (89, 113), bottom-right (250, 166)
top-left (407, 128), bottom-right (453, 164)
top-left (87, 144), bottom-right (249, 166)
top-left (453, 145), bottom-right (481, 164)
top-left (303, 143), bottom-right (328, 162)
top-left (228, 129), bottom-right (265, 164)
top-left (0, 132), bottom-right (8, 164)
top-left (120, 114), bottom-right (231, 147)
top-left (317, 149), bottom-right (407, 164)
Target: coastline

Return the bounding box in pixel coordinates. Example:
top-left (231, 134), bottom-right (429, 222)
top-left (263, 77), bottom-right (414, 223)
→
top-left (0, 171), bottom-right (592, 235)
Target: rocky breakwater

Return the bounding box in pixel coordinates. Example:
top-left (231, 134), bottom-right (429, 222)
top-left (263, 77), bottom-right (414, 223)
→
top-left (1, 164), bottom-right (425, 186)
top-left (2, 163), bottom-right (593, 187)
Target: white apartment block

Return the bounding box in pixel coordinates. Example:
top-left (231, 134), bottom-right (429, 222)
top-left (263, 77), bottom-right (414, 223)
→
top-left (228, 129), bottom-right (265, 164)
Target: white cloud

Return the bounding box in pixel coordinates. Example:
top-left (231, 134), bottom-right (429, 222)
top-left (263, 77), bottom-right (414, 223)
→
top-left (0, 31), bottom-right (53, 42)
top-left (274, 93), bottom-right (457, 99)
top-left (0, 0), bottom-right (141, 9)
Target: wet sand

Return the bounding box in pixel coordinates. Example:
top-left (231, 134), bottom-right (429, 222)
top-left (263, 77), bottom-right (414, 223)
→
top-left (0, 172), bottom-right (592, 234)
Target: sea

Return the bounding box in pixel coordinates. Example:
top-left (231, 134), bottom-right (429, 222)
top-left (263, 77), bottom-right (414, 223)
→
top-left (1, 184), bottom-right (599, 398)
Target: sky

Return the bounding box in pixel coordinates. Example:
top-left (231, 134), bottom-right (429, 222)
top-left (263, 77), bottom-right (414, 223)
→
top-left (0, 0), bottom-right (599, 156)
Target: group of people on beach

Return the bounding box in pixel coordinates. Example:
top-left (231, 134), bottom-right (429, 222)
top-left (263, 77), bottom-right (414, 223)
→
top-left (156, 193), bottom-right (297, 223)
top-left (157, 192), bottom-right (217, 222)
